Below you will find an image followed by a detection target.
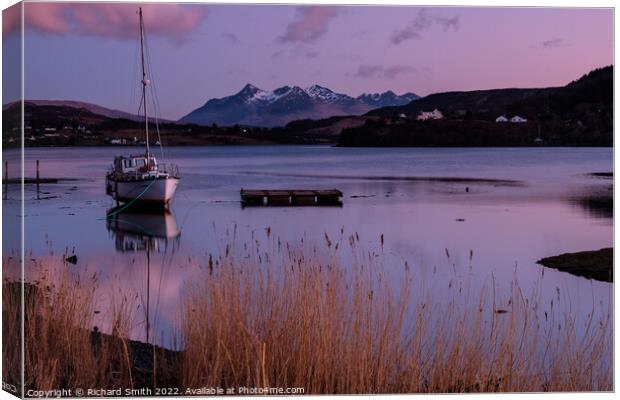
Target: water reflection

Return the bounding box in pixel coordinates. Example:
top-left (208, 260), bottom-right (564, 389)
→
top-left (105, 207), bottom-right (181, 343)
top-left (105, 207), bottom-right (181, 253)
top-left (572, 193), bottom-right (613, 219)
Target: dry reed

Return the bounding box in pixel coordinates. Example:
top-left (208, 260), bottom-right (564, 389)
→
top-left (178, 229), bottom-right (612, 393)
top-left (2, 255), bottom-right (178, 394)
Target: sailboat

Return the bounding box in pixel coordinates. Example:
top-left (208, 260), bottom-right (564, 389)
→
top-left (106, 7), bottom-right (179, 207)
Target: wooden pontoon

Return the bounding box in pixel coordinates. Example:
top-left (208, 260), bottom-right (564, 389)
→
top-left (241, 189), bottom-right (343, 207)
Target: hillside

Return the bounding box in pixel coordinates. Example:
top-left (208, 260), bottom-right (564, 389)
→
top-left (2, 99), bottom-right (149, 122)
top-left (1, 102), bottom-right (336, 147)
top-left (368, 87), bottom-right (556, 119)
top-left (339, 66), bottom-right (613, 147)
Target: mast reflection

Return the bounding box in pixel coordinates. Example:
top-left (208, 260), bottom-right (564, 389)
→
top-left (105, 207), bottom-right (181, 343)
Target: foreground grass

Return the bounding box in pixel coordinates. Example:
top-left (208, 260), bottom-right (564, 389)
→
top-left (2, 233), bottom-right (613, 394)
top-left (2, 259), bottom-right (178, 394)
top-left (179, 233), bottom-right (612, 393)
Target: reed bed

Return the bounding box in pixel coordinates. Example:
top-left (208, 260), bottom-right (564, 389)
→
top-left (179, 229), bottom-right (612, 393)
top-left (2, 229), bottom-right (613, 394)
top-left (2, 255), bottom-right (178, 394)
top-left (2, 268), bottom-right (22, 393)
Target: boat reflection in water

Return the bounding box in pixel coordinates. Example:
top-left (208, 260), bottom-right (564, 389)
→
top-left (106, 207), bottom-right (181, 253)
top-left (105, 206), bottom-right (181, 343)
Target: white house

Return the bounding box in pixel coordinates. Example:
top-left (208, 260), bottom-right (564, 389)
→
top-left (510, 115), bottom-right (527, 123)
top-left (417, 109), bottom-right (443, 121)
top-left (495, 115), bottom-right (509, 122)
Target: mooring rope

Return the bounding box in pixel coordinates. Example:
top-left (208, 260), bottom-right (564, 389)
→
top-left (98, 177), bottom-right (158, 220)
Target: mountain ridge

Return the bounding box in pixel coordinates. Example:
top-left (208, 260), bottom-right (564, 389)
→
top-left (180, 84), bottom-right (419, 127)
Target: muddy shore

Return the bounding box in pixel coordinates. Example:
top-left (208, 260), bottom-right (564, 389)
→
top-left (537, 248), bottom-right (613, 282)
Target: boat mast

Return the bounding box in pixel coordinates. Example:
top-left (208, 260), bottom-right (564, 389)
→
top-left (139, 7), bottom-right (150, 160)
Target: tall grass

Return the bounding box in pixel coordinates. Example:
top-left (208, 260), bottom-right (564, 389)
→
top-left (2, 269), bottom-right (22, 394)
top-left (2, 230), bottom-right (613, 394)
top-left (179, 230), bottom-right (612, 393)
top-left (2, 255), bottom-right (177, 393)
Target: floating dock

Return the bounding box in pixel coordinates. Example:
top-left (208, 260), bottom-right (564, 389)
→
top-left (241, 189), bottom-right (343, 207)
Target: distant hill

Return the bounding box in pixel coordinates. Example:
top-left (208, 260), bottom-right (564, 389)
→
top-left (180, 84), bottom-right (419, 127)
top-left (4, 101), bottom-right (112, 131)
top-left (2, 99), bottom-right (150, 122)
top-left (366, 88), bottom-right (559, 119)
top-left (339, 66), bottom-right (613, 147)
top-left (505, 66), bottom-right (613, 121)
top-left (2, 101), bottom-right (339, 147)
top-left (368, 66), bottom-right (612, 122)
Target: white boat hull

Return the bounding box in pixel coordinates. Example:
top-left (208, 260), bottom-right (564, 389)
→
top-left (108, 177), bottom-right (179, 205)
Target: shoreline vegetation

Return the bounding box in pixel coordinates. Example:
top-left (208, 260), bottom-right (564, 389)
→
top-left (2, 232), bottom-right (613, 395)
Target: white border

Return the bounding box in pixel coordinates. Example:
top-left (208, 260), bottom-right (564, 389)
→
top-left (0, 1), bottom-right (616, 400)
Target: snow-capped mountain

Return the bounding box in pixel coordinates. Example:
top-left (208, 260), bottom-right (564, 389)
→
top-left (357, 90), bottom-right (419, 108)
top-left (180, 84), bottom-right (419, 127)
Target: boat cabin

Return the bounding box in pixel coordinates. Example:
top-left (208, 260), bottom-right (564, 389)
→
top-left (113, 154), bottom-right (157, 174)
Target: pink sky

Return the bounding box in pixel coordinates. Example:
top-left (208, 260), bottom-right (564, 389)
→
top-left (2, 3), bottom-right (614, 119)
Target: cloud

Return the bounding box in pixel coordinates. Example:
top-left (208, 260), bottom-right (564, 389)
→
top-left (353, 64), bottom-right (416, 80)
top-left (434, 15), bottom-right (460, 31)
top-left (279, 6), bottom-right (339, 44)
top-left (390, 8), bottom-right (459, 45)
top-left (270, 47), bottom-right (320, 60)
top-left (271, 49), bottom-right (286, 59)
top-left (384, 65), bottom-right (417, 79)
top-left (222, 32), bottom-right (239, 44)
top-left (12, 3), bottom-right (207, 45)
top-left (2, 3), bottom-right (21, 37)
top-left (222, 32), bottom-right (238, 43)
top-left (542, 38), bottom-right (564, 49)
top-left (354, 65), bottom-right (384, 79)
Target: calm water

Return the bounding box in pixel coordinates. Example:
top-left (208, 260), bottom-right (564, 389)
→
top-left (2, 146), bottom-right (613, 345)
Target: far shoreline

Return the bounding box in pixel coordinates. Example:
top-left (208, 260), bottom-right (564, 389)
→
top-left (2, 144), bottom-right (615, 150)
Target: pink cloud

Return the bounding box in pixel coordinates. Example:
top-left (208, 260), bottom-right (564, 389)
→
top-left (390, 8), bottom-right (460, 45)
top-left (279, 6), bottom-right (339, 44)
top-left (16, 3), bottom-right (207, 45)
top-left (2, 3), bottom-right (21, 37)
top-left (353, 64), bottom-right (417, 80)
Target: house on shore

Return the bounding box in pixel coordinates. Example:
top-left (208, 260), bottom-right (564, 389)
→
top-left (495, 115), bottom-right (509, 122)
top-left (510, 115), bottom-right (527, 123)
top-left (110, 138), bottom-right (130, 145)
top-left (417, 109), bottom-right (443, 121)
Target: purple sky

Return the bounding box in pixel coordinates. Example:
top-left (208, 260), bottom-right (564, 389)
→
top-left (2, 3), bottom-right (614, 120)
